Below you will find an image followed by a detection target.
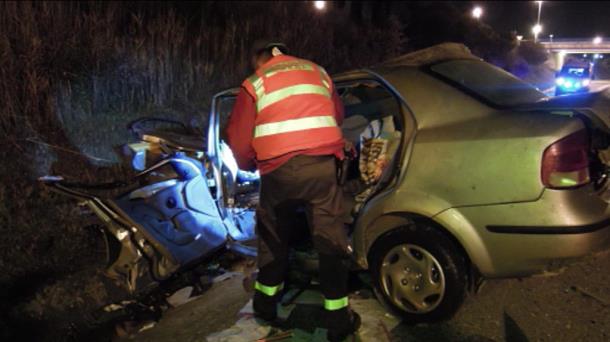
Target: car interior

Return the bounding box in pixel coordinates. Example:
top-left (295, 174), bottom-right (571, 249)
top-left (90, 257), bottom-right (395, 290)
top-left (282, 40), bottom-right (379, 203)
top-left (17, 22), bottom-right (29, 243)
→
top-left (217, 80), bottom-right (404, 227)
top-left (338, 80), bottom-right (404, 224)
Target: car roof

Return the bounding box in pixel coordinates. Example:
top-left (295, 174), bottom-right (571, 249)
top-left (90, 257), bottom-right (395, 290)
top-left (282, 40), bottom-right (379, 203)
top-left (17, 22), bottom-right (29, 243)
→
top-left (374, 43), bottom-right (479, 68)
top-left (217, 43), bottom-right (481, 93)
top-left (333, 43), bottom-right (481, 81)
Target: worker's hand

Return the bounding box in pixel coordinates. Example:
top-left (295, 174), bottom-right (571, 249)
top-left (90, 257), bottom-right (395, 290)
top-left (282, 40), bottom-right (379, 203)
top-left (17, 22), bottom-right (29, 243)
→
top-left (344, 140), bottom-right (357, 159)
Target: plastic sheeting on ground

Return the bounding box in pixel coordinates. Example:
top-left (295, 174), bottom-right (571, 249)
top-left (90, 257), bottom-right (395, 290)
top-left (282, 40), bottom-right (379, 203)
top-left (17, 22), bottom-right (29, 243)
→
top-left (207, 288), bottom-right (401, 342)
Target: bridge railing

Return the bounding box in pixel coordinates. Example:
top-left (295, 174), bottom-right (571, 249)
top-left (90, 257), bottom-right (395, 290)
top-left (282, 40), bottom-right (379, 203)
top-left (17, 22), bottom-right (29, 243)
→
top-left (538, 38), bottom-right (608, 44)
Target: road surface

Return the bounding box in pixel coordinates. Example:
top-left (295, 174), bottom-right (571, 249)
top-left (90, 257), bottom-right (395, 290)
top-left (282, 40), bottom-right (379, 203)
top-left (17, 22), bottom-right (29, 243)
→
top-left (123, 250), bottom-right (609, 342)
top-left (590, 80), bottom-right (610, 92)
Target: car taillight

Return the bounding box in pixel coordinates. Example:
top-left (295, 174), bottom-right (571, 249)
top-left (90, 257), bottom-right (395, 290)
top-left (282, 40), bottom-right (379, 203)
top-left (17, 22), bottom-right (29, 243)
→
top-left (541, 130), bottom-right (590, 189)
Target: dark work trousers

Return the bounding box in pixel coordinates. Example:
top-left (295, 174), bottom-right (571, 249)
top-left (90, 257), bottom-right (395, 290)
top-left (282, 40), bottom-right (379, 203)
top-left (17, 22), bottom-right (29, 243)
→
top-left (256, 155), bottom-right (351, 301)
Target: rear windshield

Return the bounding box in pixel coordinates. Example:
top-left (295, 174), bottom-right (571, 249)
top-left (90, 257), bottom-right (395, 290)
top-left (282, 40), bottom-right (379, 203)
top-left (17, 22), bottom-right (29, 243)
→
top-left (430, 60), bottom-right (547, 107)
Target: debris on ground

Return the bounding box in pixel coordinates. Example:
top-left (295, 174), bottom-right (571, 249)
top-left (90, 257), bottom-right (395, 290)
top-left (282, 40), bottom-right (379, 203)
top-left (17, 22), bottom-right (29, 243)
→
top-left (206, 287), bottom-right (401, 342)
top-left (103, 300), bottom-right (136, 313)
top-left (213, 271), bottom-right (242, 284)
top-left (115, 320), bottom-right (157, 339)
top-left (570, 285), bottom-right (610, 307)
top-left (166, 287), bottom-right (195, 307)
top-left (165, 271), bottom-right (242, 309)
top-left (256, 329), bottom-right (294, 342)
top-left (119, 249), bottom-right (609, 342)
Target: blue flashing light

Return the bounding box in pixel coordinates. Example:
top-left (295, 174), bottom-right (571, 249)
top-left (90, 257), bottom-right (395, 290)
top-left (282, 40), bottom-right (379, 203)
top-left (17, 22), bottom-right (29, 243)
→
top-left (556, 77), bottom-right (565, 86)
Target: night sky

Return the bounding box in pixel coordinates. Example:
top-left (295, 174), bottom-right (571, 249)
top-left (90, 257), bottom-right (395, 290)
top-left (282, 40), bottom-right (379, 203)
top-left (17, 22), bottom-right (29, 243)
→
top-left (463, 1), bottom-right (610, 39)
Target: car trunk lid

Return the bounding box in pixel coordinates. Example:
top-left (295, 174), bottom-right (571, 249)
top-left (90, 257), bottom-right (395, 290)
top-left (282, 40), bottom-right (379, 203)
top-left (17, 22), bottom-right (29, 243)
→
top-left (517, 89), bottom-right (610, 196)
top-left (516, 89), bottom-right (610, 131)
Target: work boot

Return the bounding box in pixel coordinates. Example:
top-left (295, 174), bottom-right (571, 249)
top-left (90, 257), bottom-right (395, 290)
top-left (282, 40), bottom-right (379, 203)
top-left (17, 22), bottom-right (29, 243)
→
top-left (253, 290), bottom-right (279, 322)
top-left (326, 308), bottom-right (361, 342)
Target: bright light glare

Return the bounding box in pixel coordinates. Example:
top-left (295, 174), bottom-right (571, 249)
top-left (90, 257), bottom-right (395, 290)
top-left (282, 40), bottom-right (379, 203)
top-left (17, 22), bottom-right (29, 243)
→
top-left (555, 77), bottom-right (565, 86)
top-left (472, 6), bottom-right (483, 19)
top-left (532, 24), bottom-right (542, 35)
top-left (314, 1), bottom-right (326, 10)
top-left (564, 81), bottom-right (573, 88)
top-left (593, 36), bottom-right (602, 44)
top-left (517, 35), bottom-right (523, 41)
top-left (582, 79), bottom-right (590, 86)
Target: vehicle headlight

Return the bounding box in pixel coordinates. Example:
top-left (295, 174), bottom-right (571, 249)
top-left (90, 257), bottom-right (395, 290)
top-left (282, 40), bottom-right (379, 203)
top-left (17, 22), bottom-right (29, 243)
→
top-left (575, 82), bottom-right (581, 88)
top-left (582, 79), bottom-right (590, 86)
top-left (564, 80), bottom-right (573, 88)
top-left (556, 77), bottom-right (565, 86)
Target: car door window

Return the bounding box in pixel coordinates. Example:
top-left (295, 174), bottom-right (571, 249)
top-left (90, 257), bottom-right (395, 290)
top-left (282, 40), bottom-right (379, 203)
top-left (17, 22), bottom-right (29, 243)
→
top-left (339, 81), bottom-right (403, 145)
top-left (338, 80), bottom-right (405, 215)
top-left (217, 96), bottom-right (237, 142)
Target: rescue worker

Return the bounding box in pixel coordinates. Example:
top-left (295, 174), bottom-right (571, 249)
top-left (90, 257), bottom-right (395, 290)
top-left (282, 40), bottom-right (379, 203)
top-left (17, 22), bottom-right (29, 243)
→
top-left (226, 40), bottom-right (360, 341)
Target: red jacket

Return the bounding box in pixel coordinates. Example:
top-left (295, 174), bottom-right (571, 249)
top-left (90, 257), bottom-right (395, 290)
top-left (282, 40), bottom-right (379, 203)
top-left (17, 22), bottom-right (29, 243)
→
top-left (226, 55), bottom-right (344, 174)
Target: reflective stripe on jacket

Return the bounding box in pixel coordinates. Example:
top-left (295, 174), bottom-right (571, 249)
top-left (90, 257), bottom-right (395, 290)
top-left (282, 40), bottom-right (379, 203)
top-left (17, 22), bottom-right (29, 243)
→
top-left (242, 55), bottom-right (343, 161)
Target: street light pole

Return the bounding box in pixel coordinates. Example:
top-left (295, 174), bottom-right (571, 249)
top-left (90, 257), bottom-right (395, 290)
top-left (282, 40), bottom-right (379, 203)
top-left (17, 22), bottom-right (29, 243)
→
top-left (534, 1), bottom-right (543, 43)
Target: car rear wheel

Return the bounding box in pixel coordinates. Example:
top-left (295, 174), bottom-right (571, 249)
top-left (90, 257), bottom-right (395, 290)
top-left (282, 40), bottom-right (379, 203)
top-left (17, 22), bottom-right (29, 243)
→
top-left (369, 222), bottom-right (468, 323)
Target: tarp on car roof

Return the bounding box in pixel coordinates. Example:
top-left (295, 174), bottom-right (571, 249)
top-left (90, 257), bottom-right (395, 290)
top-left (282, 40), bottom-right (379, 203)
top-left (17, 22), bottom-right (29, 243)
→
top-left (375, 42), bottom-right (480, 69)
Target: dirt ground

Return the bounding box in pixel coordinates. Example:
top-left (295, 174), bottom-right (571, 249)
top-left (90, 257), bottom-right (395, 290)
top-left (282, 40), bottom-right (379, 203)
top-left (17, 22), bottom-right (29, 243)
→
top-left (120, 250), bottom-right (609, 342)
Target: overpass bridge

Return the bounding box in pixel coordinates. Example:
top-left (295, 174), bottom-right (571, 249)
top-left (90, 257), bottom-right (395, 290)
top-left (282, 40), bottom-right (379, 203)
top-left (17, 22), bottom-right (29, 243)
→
top-left (538, 38), bottom-right (610, 70)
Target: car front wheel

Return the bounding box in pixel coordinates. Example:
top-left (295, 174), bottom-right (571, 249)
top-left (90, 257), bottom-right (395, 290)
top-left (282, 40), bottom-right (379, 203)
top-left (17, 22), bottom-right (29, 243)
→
top-left (369, 222), bottom-right (468, 323)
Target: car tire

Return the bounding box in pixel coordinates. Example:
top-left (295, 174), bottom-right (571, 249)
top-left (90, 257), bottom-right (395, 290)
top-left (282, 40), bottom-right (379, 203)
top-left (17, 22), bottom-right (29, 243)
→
top-left (369, 222), bottom-right (468, 323)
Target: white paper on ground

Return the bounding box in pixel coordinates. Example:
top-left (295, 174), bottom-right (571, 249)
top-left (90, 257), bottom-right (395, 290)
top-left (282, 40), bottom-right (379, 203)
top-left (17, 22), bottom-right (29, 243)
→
top-left (166, 286), bottom-right (194, 307)
top-left (206, 291), bottom-right (402, 342)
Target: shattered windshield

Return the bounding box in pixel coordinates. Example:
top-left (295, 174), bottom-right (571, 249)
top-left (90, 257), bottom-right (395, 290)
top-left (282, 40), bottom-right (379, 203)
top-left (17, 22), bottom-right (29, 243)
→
top-left (430, 60), bottom-right (547, 107)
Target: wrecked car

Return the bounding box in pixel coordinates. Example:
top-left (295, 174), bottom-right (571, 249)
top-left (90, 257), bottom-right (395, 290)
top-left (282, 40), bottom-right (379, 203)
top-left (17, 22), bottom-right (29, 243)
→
top-left (41, 116), bottom-right (260, 294)
top-left (42, 43), bottom-right (610, 323)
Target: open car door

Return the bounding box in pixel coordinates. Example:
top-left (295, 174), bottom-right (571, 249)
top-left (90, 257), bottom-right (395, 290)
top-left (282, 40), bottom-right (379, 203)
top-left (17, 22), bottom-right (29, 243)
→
top-left (207, 88), bottom-right (259, 253)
